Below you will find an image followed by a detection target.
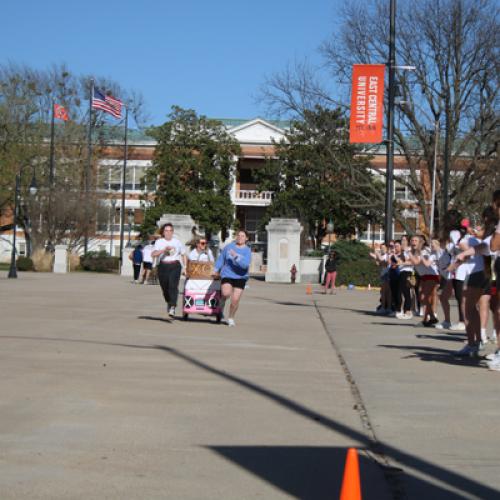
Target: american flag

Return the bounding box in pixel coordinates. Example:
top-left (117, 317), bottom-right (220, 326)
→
top-left (92, 87), bottom-right (122, 119)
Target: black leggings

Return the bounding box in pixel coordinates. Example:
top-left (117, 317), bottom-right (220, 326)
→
top-left (452, 279), bottom-right (465, 322)
top-left (158, 262), bottom-right (182, 308)
top-left (133, 264), bottom-right (142, 281)
top-left (399, 271), bottom-right (412, 313)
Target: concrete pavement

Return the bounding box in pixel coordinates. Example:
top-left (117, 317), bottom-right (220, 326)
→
top-left (1, 273), bottom-right (389, 500)
top-left (0, 273), bottom-right (498, 499)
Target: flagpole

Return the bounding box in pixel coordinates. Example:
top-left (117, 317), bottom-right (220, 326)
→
top-left (49, 101), bottom-right (56, 185)
top-left (84, 79), bottom-right (94, 255)
top-left (119, 106), bottom-right (129, 268)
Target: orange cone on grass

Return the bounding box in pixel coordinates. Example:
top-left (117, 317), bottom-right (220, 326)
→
top-left (340, 448), bottom-right (362, 500)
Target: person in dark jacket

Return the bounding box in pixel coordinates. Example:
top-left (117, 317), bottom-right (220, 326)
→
top-left (129, 244), bottom-right (143, 283)
top-left (323, 251), bottom-right (339, 294)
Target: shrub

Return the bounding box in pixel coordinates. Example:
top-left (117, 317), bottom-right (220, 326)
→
top-left (16, 256), bottom-right (34, 271)
top-left (331, 240), bottom-right (379, 287)
top-left (31, 248), bottom-right (54, 272)
top-left (80, 251), bottom-right (119, 273)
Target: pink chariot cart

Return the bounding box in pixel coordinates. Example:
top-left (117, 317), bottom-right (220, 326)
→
top-left (182, 278), bottom-right (223, 323)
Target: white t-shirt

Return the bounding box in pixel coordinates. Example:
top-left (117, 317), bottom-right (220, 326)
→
top-left (142, 243), bottom-right (155, 264)
top-left (399, 250), bottom-right (414, 273)
top-left (188, 248), bottom-right (214, 262)
top-left (448, 230), bottom-right (471, 281)
top-left (415, 247), bottom-right (439, 276)
top-left (462, 236), bottom-right (484, 275)
top-left (154, 237), bottom-right (185, 264)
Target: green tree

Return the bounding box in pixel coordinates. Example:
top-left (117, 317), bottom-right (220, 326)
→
top-left (256, 106), bottom-right (384, 248)
top-left (142, 107), bottom-right (240, 239)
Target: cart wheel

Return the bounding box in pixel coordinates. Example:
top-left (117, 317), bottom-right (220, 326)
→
top-left (183, 313), bottom-right (189, 321)
top-left (216, 313), bottom-right (222, 324)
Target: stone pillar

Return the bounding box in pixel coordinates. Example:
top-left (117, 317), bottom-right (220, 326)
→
top-left (265, 218), bottom-right (302, 283)
top-left (53, 245), bottom-right (68, 274)
top-left (121, 247), bottom-right (133, 277)
top-left (157, 214), bottom-right (196, 246)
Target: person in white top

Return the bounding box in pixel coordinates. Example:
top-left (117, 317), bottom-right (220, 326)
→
top-left (188, 237), bottom-right (214, 263)
top-left (489, 190), bottom-right (500, 370)
top-left (151, 223), bottom-right (187, 317)
top-left (409, 237), bottom-right (440, 326)
top-left (455, 207), bottom-right (498, 357)
top-left (140, 237), bottom-right (156, 284)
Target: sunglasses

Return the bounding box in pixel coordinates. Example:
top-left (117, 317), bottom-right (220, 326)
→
top-left (199, 241), bottom-right (207, 245)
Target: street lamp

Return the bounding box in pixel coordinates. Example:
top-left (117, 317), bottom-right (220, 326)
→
top-left (126, 209), bottom-right (134, 247)
top-left (109, 198), bottom-right (117, 255)
top-left (8, 168), bottom-right (37, 279)
top-left (326, 218), bottom-right (334, 251)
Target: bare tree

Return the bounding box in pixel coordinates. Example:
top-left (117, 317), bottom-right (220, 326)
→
top-left (260, 0), bottom-right (500, 234)
top-left (0, 62), bottom-right (148, 254)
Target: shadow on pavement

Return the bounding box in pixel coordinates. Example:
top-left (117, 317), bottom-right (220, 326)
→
top-left (207, 445), bottom-right (388, 500)
top-left (137, 315), bottom-right (172, 323)
top-left (415, 334), bottom-right (465, 343)
top-left (377, 344), bottom-right (484, 367)
top-left (156, 345), bottom-right (498, 499)
top-left (2, 334), bottom-right (496, 498)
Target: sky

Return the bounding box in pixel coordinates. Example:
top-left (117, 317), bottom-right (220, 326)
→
top-left (2, 0), bottom-right (342, 126)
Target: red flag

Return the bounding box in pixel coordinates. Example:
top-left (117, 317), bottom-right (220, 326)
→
top-left (349, 64), bottom-right (385, 143)
top-left (54, 103), bottom-right (69, 121)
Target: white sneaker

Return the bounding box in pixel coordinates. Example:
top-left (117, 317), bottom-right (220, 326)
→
top-left (489, 332), bottom-right (497, 343)
top-left (168, 307), bottom-right (176, 317)
top-left (486, 350), bottom-right (500, 361)
top-left (396, 311), bottom-right (413, 320)
top-left (434, 321), bottom-right (452, 330)
top-left (449, 322), bottom-right (466, 332)
top-left (454, 344), bottom-right (478, 357)
top-left (487, 353), bottom-right (500, 371)
top-left (227, 318), bottom-right (235, 327)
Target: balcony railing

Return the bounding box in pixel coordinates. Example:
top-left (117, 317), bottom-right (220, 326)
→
top-left (233, 190), bottom-right (273, 206)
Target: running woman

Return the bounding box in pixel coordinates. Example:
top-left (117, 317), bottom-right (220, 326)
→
top-left (152, 223), bottom-right (187, 318)
top-left (213, 230), bottom-right (252, 327)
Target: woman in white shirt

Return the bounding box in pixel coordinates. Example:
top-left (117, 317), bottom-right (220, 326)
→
top-left (188, 237), bottom-right (214, 263)
top-left (455, 208), bottom-right (498, 357)
top-left (410, 238), bottom-right (440, 326)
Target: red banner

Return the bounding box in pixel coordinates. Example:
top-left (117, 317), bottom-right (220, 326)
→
top-left (349, 64), bottom-right (385, 144)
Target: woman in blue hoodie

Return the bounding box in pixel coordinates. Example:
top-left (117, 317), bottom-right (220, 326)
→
top-left (214, 230), bottom-right (252, 327)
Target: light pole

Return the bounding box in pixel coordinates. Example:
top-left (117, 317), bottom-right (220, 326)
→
top-left (109, 198), bottom-right (117, 256)
top-left (127, 209), bottom-right (134, 247)
top-left (8, 168), bottom-right (37, 278)
top-left (326, 218), bottom-right (334, 251)
top-left (429, 119), bottom-right (440, 239)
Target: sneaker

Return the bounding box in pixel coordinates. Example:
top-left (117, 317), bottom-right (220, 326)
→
top-left (489, 332), bottom-right (497, 343)
top-left (434, 321), bottom-right (452, 330)
top-left (227, 318), bottom-right (236, 327)
top-left (487, 353), bottom-right (500, 371)
top-left (485, 350), bottom-right (500, 361)
top-left (168, 307), bottom-right (176, 317)
top-left (396, 311), bottom-right (413, 320)
top-left (479, 341), bottom-right (487, 351)
top-left (453, 344), bottom-right (478, 357)
top-left (449, 322), bottom-right (466, 332)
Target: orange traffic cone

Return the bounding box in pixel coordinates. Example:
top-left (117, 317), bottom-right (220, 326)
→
top-left (306, 283), bottom-right (312, 295)
top-left (340, 448), bottom-right (362, 500)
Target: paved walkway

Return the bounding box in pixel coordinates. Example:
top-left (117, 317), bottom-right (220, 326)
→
top-left (0, 273), bottom-right (498, 499)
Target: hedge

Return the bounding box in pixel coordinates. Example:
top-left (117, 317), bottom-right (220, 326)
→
top-left (329, 240), bottom-right (379, 287)
top-left (16, 256), bottom-right (34, 271)
top-left (80, 251), bottom-right (119, 273)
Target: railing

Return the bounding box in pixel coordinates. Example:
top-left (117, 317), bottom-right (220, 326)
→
top-left (233, 190), bottom-right (274, 205)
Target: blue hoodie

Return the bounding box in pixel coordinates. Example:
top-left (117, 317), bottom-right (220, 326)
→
top-left (215, 242), bottom-right (251, 280)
